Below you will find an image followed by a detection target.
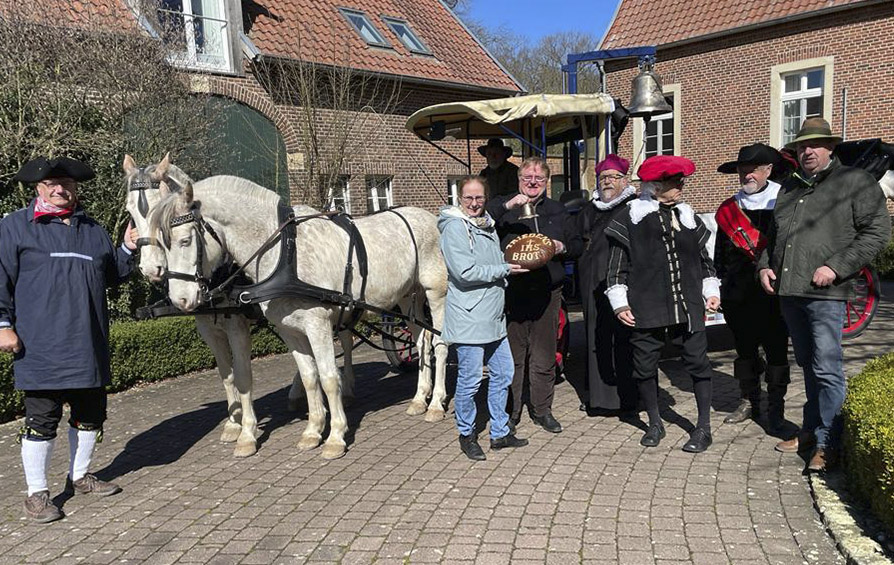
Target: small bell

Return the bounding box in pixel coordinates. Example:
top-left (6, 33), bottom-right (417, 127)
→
top-left (628, 57), bottom-right (673, 119)
top-left (518, 202), bottom-right (538, 220)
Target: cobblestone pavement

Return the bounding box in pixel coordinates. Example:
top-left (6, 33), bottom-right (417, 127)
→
top-left (1, 293), bottom-right (890, 564)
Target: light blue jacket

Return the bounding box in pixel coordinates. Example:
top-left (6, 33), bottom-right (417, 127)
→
top-left (438, 206), bottom-right (511, 345)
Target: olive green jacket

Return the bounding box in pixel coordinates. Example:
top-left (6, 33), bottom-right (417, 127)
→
top-left (759, 158), bottom-right (890, 300)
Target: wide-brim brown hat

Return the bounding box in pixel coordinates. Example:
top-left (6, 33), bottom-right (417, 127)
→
top-left (784, 117), bottom-right (843, 149)
top-left (477, 138), bottom-right (513, 158)
top-left (717, 143), bottom-right (783, 174)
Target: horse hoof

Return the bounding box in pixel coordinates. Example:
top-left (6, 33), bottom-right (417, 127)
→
top-left (233, 442), bottom-right (257, 458)
top-left (424, 408), bottom-right (445, 422)
top-left (287, 398), bottom-right (304, 412)
top-left (321, 443), bottom-right (346, 460)
top-left (220, 423), bottom-right (242, 443)
top-left (406, 401), bottom-right (427, 416)
top-left (298, 435), bottom-right (321, 451)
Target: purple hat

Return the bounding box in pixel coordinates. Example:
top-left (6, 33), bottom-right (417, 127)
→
top-left (595, 154), bottom-right (629, 176)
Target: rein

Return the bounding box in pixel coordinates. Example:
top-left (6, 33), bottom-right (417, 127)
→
top-left (162, 211), bottom-right (226, 297)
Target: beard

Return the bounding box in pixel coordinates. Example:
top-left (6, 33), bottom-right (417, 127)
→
top-left (740, 180), bottom-right (765, 194)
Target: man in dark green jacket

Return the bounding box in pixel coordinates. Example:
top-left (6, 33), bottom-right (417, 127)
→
top-left (758, 118), bottom-right (890, 472)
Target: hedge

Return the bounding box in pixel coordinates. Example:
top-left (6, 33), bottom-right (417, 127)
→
top-left (0, 316), bottom-right (287, 423)
top-left (842, 351), bottom-right (894, 534)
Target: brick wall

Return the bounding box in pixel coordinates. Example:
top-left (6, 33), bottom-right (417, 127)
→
top-left (603, 2), bottom-right (894, 213)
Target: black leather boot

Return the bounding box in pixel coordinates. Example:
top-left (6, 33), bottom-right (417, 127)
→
top-left (459, 434), bottom-right (486, 461)
top-left (765, 365), bottom-right (791, 433)
top-left (724, 358), bottom-right (762, 424)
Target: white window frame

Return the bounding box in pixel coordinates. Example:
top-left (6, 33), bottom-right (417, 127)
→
top-left (382, 17), bottom-right (431, 55)
top-left (447, 176), bottom-right (463, 206)
top-left (339, 8), bottom-right (391, 48)
top-left (769, 57), bottom-right (834, 148)
top-left (156, 0), bottom-right (233, 73)
top-left (327, 176), bottom-right (351, 214)
top-left (366, 176), bottom-right (393, 213)
top-left (631, 83), bottom-right (681, 179)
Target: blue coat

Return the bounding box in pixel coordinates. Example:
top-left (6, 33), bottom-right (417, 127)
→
top-left (0, 201), bottom-right (134, 390)
top-left (438, 206), bottom-right (511, 345)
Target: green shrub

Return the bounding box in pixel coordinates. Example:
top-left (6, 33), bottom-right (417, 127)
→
top-left (842, 352), bottom-right (894, 534)
top-left (872, 228), bottom-right (894, 279)
top-left (0, 316), bottom-right (287, 423)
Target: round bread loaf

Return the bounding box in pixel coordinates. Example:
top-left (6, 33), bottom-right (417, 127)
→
top-left (503, 233), bottom-right (556, 270)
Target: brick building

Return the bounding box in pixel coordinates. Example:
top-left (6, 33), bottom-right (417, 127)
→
top-left (598, 0), bottom-right (894, 212)
top-left (45, 0), bottom-right (523, 213)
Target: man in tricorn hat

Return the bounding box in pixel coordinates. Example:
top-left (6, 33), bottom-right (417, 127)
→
top-left (713, 144), bottom-right (790, 432)
top-left (0, 157), bottom-right (138, 522)
top-left (605, 155), bottom-right (720, 453)
top-left (758, 118), bottom-right (890, 471)
top-left (478, 138), bottom-right (519, 197)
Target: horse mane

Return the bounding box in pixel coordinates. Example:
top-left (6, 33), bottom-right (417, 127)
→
top-left (148, 190), bottom-right (184, 249)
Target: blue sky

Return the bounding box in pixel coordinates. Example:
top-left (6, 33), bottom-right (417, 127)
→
top-left (464, 0), bottom-right (621, 43)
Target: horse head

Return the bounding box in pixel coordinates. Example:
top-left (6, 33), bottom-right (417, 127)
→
top-left (123, 153), bottom-right (193, 282)
top-left (149, 181), bottom-right (227, 312)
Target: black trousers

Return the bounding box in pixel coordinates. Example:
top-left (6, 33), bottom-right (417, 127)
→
top-left (723, 295), bottom-right (788, 366)
top-left (507, 287), bottom-right (562, 419)
top-left (630, 325), bottom-right (713, 383)
top-left (23, 388), bottom-right (107, 440)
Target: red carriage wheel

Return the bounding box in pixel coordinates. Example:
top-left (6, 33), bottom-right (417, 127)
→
top-left (842, 266), bottom-right (880, 340)
top-left (381, 311), bottom-right (419, 372)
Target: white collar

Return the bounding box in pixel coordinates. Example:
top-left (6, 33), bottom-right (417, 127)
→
top-left (735, 180), bottom-right (780, 210)
top-left (593, 185), bottom-right (636, 210)
top-left (628, 194), bottom-right (696, 229)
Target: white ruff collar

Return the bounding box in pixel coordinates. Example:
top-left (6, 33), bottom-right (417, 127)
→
top-left (628, 194), bottom-right (696, 229)
top-left (593, 185), bottom-right (636, 210)
top-left (735, 180), bottom-right (780, 210)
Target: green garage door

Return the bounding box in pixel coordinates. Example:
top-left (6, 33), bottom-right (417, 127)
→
top-left (202, 96), bottom-right (289, 201)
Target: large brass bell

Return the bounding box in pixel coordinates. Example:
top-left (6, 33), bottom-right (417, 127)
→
top-left (628, 58), bottom-right (672, 118)
top-left (518, 202), bottom-right (538, 220)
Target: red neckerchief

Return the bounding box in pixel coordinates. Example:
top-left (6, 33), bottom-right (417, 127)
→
top-left (715, 196), bottom-right (768, 262)
top-left (33, 196), bottom-right (74, 220)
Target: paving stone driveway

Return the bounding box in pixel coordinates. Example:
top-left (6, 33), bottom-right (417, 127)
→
top-left (1, 292), bottom-right (890, 564)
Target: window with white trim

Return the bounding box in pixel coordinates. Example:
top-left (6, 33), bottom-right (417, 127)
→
top-left (383, 17), bottom-right (431, 55)
top-left (327, 176), bottom-right (351, 214)
top-left (156, 0), bottom-right (232, 72)
top-left (644, 94), bottom-right (675, 158)
top-left (366, 176), bottom-right (393, 213)
top-left (781, 68), bottom-right (825, 146)
top-left (447, 176), bottom-right (463, 206)
top-left (340, 8), bottom-right (390, 48)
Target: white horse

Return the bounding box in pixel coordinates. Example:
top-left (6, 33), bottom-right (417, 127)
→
top-left (148, 176), bottom-right (449, 459)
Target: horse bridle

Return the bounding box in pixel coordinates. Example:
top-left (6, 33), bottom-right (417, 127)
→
top-left (127, 166), bottom-right (184, 249)
top-left (163, 210), bottom-right (224, 301)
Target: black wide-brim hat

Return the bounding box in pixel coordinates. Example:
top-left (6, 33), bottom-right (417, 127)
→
top-left (717, 143), bottom-right (783, 174)
top-left (12, 157), bottom-right (95, 183)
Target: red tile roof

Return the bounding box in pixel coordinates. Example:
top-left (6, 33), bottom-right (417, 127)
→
top-left (600, 0), bottom-right (870, 49)
top-left (3, 0), bottom-right (138, 32)
top-left (248, 0), bottom-right (521, 93)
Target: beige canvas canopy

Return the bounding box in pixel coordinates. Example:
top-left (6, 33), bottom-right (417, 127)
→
top-left (405, 93), bottom-right (614, 146)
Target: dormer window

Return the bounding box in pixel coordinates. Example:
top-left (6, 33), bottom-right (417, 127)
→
top-left (339, 8), bottom-right (390, 48)
top-left (156, 0), bottom-right (233, 72)
top-left (383, 17), bottom-right (431, 55)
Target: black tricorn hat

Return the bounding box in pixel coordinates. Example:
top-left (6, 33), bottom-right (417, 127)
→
top-left (717, 143), bottom-right (783, 174)
top-left (12, 157), bottom-right (95, 183)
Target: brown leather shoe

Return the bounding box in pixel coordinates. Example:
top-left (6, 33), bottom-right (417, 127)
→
top-left (66, 474), bottom-right (122, 497)
top-left (23, 490), bottom-right (64, 523)
top-left (807, 448), bottom-right (838, 472)
top-left (775, 431), bottom-right (816, 453)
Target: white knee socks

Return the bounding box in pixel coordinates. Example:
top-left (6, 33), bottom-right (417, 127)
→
top-left (69, 428), bottom-right (98, 482)
top-left (22, 438), bottom-right (55, 496)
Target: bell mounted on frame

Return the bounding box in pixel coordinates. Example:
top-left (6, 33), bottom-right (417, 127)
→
top-left (628, 56), bottom-right (673, 121)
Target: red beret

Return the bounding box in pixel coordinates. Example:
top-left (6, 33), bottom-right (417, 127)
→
top-left (637, 155), bottom-right (696, 182)
top-left (595, 154), bottom-right (629, 175)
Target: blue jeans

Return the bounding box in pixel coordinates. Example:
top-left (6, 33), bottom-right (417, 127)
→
top-left (780, 297), bottom-right (846, 449)
top-left (454, 338), bottom-right (514, 440)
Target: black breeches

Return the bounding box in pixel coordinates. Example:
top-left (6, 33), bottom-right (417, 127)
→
top-left (723, 296), bottom-right (788, 366)
top-left (23, 388), bottom-right (107, 440)
top-left (630, 325), bottom-right (714, 383)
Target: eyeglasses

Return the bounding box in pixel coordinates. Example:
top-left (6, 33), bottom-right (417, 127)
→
top-left (461, 195), bottom-right (486, 203)
top-left (599, 174), bottom-right (625, 182)
top-left (521, 175), bottom-right (547, 184)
